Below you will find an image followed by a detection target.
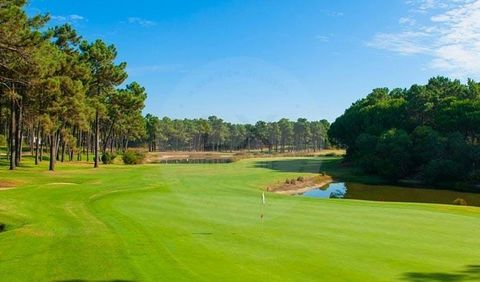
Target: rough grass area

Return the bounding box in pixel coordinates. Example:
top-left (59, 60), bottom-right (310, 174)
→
top-left (0, 157), bottom-right (479, 281)
top-left (0, 180), bottom-right (19, 190)
top-left (268, 175), bottom-right (333, 194)
top-left (144, 149), bottom-right (346, 163)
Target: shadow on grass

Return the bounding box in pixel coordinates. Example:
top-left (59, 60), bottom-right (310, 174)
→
top-left (0, 157), bottom-right (38, 169)
top-left (402, 265), bottom-right (480, 281)
top-left (253, 157), bottom-right (386, 184)
top-left (253, 158), bottom-right (337, 174)
top-left (55, 280), bottom-right (135, 282)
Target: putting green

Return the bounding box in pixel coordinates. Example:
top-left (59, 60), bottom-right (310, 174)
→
top-left (1, 158), bottom-right (479, 281)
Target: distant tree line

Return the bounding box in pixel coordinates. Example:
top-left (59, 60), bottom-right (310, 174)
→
top-left (330, 77), bottom-right (480, 186)
top-left (0, 0), bottom-right (146, 171)
top-left (145, 115), bottom-right (330, 152)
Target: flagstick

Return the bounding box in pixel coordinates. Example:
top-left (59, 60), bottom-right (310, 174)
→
top-left (261, 192), bottom-right (265, 235)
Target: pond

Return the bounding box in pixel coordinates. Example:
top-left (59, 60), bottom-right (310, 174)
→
top-left (300, 182), bottom-right (480, 207)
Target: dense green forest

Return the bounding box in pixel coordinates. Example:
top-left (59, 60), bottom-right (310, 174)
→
top-left (330, 77), bottom-right (480, 186)
top-left (0, 1), bottom-right (329, 171)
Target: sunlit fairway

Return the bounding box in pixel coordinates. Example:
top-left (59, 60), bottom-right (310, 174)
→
top-left (1, 157), bottom-right (480, 281)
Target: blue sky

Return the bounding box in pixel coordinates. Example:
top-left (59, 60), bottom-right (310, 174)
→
top-left (27, 0), bottom-right (480, 123)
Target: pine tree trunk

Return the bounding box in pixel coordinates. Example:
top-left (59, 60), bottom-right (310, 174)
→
top-left (29, 126), bottom-right (34, 156)
top-left (94, 109), bottom-right (99, 168)
top-left (86, 132), bottom-right (90, 162)
top-left (15, 101), bottom-right (22, 166)
top-left (61, 140), bottom-right (65, 162)
top-left (49, 133), bottom-right (56, 171)
top-left (35, 123), bottom-right (40, 165)
top-left (9, 98), bottom-right (16, 170)
top-left (39, 132), bottom-right (44, 162)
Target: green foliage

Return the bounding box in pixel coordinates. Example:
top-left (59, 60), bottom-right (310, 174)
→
top-left (101, 153), bottom-right (116, 164)
top-left (375, 129), bottom-right (412, 179)
top-left (0, 135), bottom-right (6, 147)
top-left (122, 150), bottom-right (145, 165)
top-left (143, 116), bottom-right (330, 152)
top-left (330, 77), bottom-right (480, 184)
top-left (453, 198), bottom-right (468, 206)
top-left (423, 159), bottom-right (462, 184)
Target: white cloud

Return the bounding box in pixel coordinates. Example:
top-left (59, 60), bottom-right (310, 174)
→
top-left (315, 35), bottom-right (330, 42)
top-left (399, 17), bottom-right (416, 25)
top-left (368, 0), bottom-right (480, 78)
top-left (51, 14), bottom-right (85, 23)
top-left (127, 17), bottom-right (157, 27)
top-left (69, 14), bottom-right (84, 21)
top-left (367, 31), bottom-right (431, 54)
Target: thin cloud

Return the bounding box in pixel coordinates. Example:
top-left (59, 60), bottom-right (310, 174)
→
top-left (127, 64), bottom-right (187, 75)
top-left (51, 14), bottom-right (85, 23)
top-left (399, 17), bottom-right (416, 25)
top-left (320, 9), bottom-right (344, 17)
top-left (368, 31), bottom-right (431, 54)
top-left (128, 17), bottom-right (157, 27)
top-left (368, 0), bottom-right (480, 78)
top-left (315, 35), bottom-right (330, 42)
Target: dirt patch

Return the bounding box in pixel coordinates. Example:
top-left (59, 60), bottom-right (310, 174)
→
top-left (0, 180), bottom-right (18, 191)
top-left (268, 175), bottom-right (333, 195)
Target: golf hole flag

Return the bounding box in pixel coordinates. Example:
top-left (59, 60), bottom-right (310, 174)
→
top-left (260, 192), bottom-right (265, 221)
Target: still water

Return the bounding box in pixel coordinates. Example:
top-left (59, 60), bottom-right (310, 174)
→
top-left (301, 182), bottom-right (480, 207)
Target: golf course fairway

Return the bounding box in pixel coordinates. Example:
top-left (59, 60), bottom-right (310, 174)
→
top-left (1, 157), bottom-right (479, 281)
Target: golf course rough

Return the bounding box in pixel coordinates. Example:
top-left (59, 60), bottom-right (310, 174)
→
top-left (0, 157), bottom-right (479, 281)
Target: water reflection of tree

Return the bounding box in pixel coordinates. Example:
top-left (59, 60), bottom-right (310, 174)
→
top-left (329, 188), bottom-right (346, 199)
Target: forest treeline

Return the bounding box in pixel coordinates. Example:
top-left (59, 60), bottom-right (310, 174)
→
top-left (0, 1), bottom-right (330, 171)
top-left (329, 77), bottom-right (480, 186)
top-left (145, 115), bottom-right (330, 152)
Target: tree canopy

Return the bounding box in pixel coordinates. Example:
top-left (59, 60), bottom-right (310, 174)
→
top-left (0, 1), bottom-right (146, 170)
top-left (330, 77), bottom-right (480, 185)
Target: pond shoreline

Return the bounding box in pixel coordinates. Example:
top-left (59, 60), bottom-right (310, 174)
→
top-left (269, 176), bottom-right (333, 195)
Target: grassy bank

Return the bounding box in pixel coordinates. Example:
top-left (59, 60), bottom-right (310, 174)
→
top-left (1, 157), bottom-right (479, 281)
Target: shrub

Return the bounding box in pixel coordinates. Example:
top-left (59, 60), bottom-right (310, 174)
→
top-left (290, 179), bottom-right (297, 185)
top-left (285, 179), bottom-right (290, 184)
top-left (297, 176), bottom-right (305, 182)
top-left (0, 134), bottom-right (6, 147)
top-left (122, 150), bottom-right (146, 165)
top-left (0, 223), bottom-right (5, 232)
top-left (101, 152), bottom-right (117, 164)
top-left (453, 198), bottom-right (468, 206)
top-left (424, 159), bottom-right (462, 184)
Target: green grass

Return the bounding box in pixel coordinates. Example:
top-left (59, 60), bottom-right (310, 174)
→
top-left (1, 157), bottom-right (480, 281)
